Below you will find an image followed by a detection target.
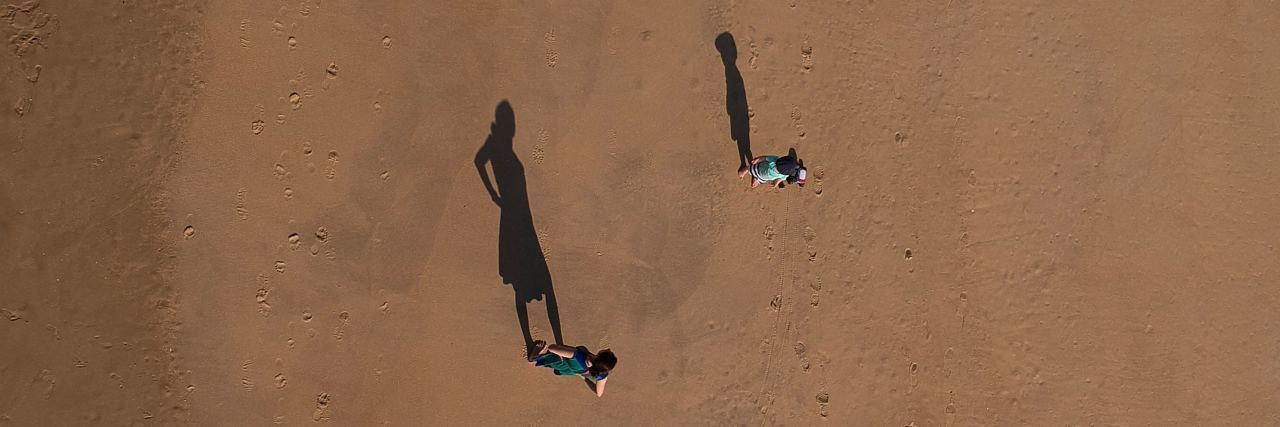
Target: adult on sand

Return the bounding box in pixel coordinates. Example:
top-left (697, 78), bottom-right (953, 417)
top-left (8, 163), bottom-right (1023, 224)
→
top-left (739, 153), bottom-right (807, 189)
top-left (528, 340), bottom-right (617, 397)
top-left (475, 100), bottom-right (564, 352)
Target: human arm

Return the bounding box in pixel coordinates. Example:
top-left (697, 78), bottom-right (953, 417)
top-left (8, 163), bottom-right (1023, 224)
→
top-left (545, 343), bottom-right (579, 358)
top-left (586, 377), bottom-right (607, 397)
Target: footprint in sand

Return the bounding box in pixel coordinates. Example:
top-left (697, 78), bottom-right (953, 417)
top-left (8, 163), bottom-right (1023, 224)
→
top-left (816, 390), bottom-right (830, 417)
top-left (288, 233), bottom-right (301, 250)
top-left (810, 277), bottom-right (822, 307)
top-left (332, 311), bottom-right (350, 340)
top-left (532, 130), bottom-right (548, 163)
top-left (289, 92), bottom-right (302, 110)
top-left (238, 19), bottom-right (252, 49)
top-left (287, 36), bottom-right (297, 49)
top-left (801, 39), bottom-right (814, 72)
top-left (302, 141), bottom-right (313, 156)
top-left (324, 151), bottom-right (338, 180)
top-left (236, 188), bottom-right (249, 220)
top-left (274, 373), bottom-right (287, 389)
top-left (274, 261), bottom-right (286, 273)
top-left (794, 342), bottom-right (811, 371)
top-left (313, 392), bottom-right (331, 421)
top-left (298, 0), bottom-right (316, 17)
top-left (543, 29), bottom-right (559, 68)
top-left (256, 288), bottom-right (272, 316)
top-left (382, 36), bottom-right (392, 49)
top-left (14, 97), bottom-right (32, 117)
top-left (283, 187), bottom-right (294, 200)
top-left (251, 120), bottom-right (265, 135)
top-left (184, 225), bottom-right (195, 239)
top-left (302, 310), bottom-right (313, 322)
top-left (315, 226), bottom-right (329, 242)
top-left (803, 226), bottom-right (818, 261)
top-left (326, 62), bottom-right (339, 78)
top-left (791, 106), bottom-right (807, 138)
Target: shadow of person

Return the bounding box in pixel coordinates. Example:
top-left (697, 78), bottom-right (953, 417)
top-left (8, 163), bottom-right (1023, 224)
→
top-left (716, 32), bottom-right (753, 169)
top-left (474, 100), bottom-right (564, 351)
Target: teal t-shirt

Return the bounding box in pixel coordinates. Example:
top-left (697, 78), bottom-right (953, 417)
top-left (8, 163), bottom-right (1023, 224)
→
top-left (534, 347), bottom-right (608, 381)
top-left (536, 347), bottom-right (589, 376)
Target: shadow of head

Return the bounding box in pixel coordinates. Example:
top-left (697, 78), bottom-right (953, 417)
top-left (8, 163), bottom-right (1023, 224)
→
top-left (492, 100), bottom-right (516, 141)
top-left (715, 32), bottom-right (737, 62)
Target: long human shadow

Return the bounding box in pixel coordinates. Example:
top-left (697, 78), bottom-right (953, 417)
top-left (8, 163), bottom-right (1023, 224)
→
top-left (474, 100), bottom-right (563, 351)
top-left (716, 32), bottom-right (753, 169)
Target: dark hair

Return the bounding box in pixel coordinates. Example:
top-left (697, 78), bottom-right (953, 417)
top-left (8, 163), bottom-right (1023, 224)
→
top-left (590, 349), bottom-right (617, 374)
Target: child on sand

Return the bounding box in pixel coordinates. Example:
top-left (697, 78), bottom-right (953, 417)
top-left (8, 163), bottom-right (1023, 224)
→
top-left (739, 154), bottom-right (807, 189)
top-left (528, 340), bottom-right (616, 397)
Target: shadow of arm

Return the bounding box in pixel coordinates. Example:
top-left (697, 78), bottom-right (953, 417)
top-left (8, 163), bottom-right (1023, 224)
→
top-left (474, 143), bottom-right (501, 206)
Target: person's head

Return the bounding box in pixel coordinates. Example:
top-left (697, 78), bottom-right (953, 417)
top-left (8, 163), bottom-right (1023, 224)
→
top-left (492, 100), bottom-right (516, 141)
top-left (589, 349), bottom-right (617, 376)
top-left (775, 156), bottom-right (807, 186)
top-left (715, 32), bottom-right (737, 62)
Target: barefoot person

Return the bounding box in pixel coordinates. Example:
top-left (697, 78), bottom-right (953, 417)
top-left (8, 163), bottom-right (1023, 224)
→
top-left (739, 154), bottom-right (807, 189)
top-left (528, 340), bottom-right (617, 397)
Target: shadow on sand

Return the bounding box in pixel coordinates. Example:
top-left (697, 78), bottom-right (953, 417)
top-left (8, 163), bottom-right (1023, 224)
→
top-left (474, 100), bottom-right (564, 352)
top-left (716, 32), bottom-right (754, 169)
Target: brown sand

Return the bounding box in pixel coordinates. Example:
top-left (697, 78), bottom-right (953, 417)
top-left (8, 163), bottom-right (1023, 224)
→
top-left (3, 0), bottom-right (1280, 424)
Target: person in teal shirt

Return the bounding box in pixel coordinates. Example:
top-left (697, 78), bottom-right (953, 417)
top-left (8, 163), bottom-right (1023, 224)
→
top-left (738, 154), bottom-right (807, 189)
top-left (528, 340), bottom-right (617, 397)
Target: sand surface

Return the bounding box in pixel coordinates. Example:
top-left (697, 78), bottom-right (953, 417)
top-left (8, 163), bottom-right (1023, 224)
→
top-left (4, 0), bottom-right (1280, 424)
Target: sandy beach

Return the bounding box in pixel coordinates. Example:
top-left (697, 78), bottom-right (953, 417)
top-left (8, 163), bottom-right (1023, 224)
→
top-left (4, 0), bottom-right (1280, 424)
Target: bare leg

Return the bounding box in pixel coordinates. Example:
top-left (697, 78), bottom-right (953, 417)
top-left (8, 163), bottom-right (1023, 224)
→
top-left (738, 163), bottom-right (749, 178)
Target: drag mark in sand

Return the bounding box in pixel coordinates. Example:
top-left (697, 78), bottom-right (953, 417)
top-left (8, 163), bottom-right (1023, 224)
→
top-left (758, 194), bottom-right (808, 417)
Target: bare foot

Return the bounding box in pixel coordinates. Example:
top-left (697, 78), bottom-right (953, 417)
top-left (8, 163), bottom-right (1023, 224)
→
top-left (528, 340), bottom-right (548, 362)
top-left (738, 164), bottom-right (749, 178)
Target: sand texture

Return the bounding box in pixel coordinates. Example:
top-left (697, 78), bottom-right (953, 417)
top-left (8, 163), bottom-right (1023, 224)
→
top-left (3, 0), bottom-right (1280, 425)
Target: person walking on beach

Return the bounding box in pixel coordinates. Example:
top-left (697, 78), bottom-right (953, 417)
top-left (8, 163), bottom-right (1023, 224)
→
top-left (739, 154), bottom-right (807, 189)
top-left (528, 340), bottom-right (617, 397)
